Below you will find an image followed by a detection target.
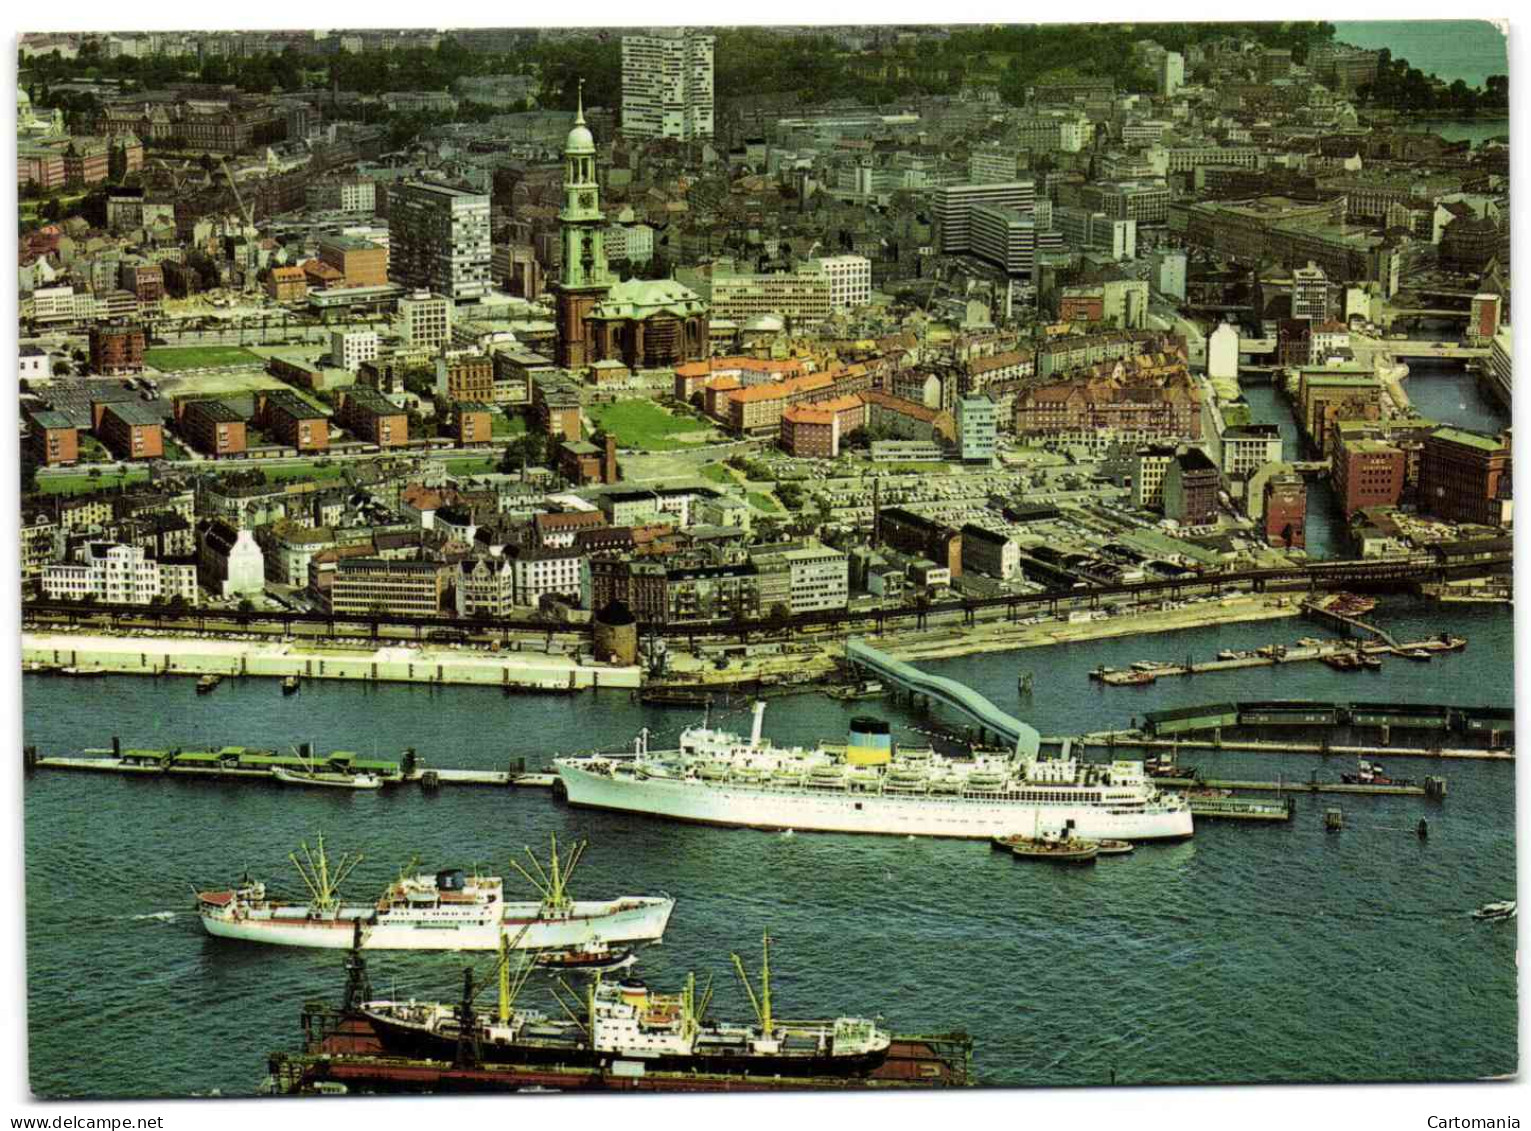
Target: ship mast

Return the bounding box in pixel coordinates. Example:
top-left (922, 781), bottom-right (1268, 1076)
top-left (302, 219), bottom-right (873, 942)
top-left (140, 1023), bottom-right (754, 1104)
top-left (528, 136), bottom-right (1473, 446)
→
top-left (510, 834), bottom-right (586, 915)
top-left (730, 931), bottom-right (774, 1036)
top-left (290, 834), bottom-right (363, 918)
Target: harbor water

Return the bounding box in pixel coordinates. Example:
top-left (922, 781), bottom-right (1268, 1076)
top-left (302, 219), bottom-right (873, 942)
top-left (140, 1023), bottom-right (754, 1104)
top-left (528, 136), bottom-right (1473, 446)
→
top-left (22, 598), bottom-right (1516, 1096)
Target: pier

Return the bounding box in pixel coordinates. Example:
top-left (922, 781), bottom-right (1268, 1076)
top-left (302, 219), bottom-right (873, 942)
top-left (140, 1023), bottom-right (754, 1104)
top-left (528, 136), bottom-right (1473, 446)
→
top-left (1093, 633), bottom-right (1463, 686)
top-left (1067, 736), bottom-right (1509, 761)
top-left (25, 741), bottom-right (555, 789)
top-left (1154, 776), bottom-right (1430, 797)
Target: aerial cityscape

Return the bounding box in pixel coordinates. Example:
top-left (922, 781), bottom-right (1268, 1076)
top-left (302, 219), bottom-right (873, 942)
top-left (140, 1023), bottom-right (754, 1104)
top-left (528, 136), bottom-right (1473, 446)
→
top-left (16, 19), bottom-right (1516, 1101)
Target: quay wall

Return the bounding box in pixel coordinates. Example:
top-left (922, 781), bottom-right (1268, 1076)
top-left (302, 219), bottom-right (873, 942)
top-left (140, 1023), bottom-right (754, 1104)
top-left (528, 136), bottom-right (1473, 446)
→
top-left (22, 633), bottom-right (641, 692)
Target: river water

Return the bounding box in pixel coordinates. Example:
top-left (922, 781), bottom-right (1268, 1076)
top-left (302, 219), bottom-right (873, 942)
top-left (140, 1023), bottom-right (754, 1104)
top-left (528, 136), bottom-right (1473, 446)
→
top-left (21, 595), bottom-right (1516, 1097)
top-left (22, 369), bottom-right (1516, 1097)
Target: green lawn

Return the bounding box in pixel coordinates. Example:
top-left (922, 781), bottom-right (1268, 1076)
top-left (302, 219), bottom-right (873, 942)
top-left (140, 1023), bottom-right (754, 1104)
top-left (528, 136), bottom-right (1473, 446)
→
top-left (700, 463), bottom-right (737, 486)
top-left (746, 491), bottom-right (782, 514)
top-left (36, 469), bottom-right (150, 494)
top-left (491, 413), bottom-right (526, 439)
top-left (589, 401), bottom-right (710, 451)
top-left (250, 462), bottom-right (353, 483)
top-left (145, 346), bottom-right (264, 371)
top-left (440, 456), bottom-right (499, 476)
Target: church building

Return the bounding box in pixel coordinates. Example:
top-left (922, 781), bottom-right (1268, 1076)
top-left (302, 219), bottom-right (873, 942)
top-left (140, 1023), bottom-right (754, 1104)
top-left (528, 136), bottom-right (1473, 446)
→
top-left (553, 83), bottom-right (709, 371)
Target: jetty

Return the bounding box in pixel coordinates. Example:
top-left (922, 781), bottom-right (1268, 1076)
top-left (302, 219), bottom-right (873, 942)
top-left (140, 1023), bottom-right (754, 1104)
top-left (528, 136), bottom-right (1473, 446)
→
top-left (1154, 775), bottom-right (1433, 798)
top-left (23, 740), bottom-right (554, 790)
top-left (1092, 633), bottom-right (1466, 686)
top-left (1187, 796), bottom-right (1294, 822)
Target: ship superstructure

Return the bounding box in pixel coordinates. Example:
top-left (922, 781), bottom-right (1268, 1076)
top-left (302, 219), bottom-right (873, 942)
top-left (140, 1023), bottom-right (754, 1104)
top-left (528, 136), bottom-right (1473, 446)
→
top-left (555, 704), bottom-right (1193, 841)
top-left (197, 834), bottom-right (674, 951)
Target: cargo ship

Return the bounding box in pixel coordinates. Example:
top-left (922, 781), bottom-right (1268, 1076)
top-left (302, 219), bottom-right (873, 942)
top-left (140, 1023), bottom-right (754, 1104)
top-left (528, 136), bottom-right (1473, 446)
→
top-left (197, 834), bottom-right (674, 951)
top-left (360, 933), bottom-right (892, 1077)
top-left (555, 705), bottom-right (1193, 841)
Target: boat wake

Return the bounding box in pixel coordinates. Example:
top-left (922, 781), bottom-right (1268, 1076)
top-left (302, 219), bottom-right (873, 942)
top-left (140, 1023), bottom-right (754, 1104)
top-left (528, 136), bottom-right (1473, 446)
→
top-left (130, 911), bottom-right (178, 923)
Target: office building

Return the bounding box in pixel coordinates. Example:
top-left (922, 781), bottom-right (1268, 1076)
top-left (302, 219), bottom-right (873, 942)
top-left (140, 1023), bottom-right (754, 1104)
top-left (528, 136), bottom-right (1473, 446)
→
top-left (330, 328), bottom-right (379, 372)
top-left (810, 255), bottom-right (872, 313)
top-left (398, 291), bottom-right (452, 349)
top-left (934, 182), bottom-right (1036, 254)
top-left (622, 29), bottom-right (715, 141)
top-left (389, 181), bottom-right (492, 303)
top-left (1157, 51), bottom-right (1184, 97)
top-left (955, 396), bottom-right (998, 462)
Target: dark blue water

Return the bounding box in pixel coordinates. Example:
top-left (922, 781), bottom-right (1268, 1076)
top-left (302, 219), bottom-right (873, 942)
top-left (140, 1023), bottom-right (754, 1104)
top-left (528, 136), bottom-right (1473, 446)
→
top-left (1404, 360), bottom-right (1510, 437)
top-left (22, 598), bottom-right (1516, 1096)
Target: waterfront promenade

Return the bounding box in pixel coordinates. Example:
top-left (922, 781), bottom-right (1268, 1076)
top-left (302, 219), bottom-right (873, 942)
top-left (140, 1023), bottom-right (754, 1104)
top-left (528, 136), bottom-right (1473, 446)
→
top-left (22, 632), bottom-right (640, 691)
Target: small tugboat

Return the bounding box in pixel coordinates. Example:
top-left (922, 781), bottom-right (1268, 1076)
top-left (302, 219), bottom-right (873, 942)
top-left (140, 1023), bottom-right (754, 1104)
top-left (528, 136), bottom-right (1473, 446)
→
top-left (282, 676), bottom-right (301, 696)
top-left (533, 939), bottom-right (638, 973)
top-left (1472, 900), bottom-right (1517, 921)
top-left (196, 674), bottom-right (223, 695)
top-left (994, 831), bottom-right (1101, 865)
top-left (1089, 666), bottom-right (1120, 681)
top-left (1323, 653), bottom-right (1362, 672)
top-left (1360, 654), bottom-right (1384, 670)
top-left (1340, 759), bottom-right (1414, 787)
top-left (1144, 754), bottom-right (1196, 781)
top-left (1402, 648), bottom-right (1434, 662)
top-left (1094, 839), bottom-right (1134, 856)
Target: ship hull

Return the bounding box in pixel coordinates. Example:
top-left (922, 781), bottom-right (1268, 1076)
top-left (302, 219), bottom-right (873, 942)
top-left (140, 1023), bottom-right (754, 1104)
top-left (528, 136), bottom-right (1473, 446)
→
top-left (200, 897), bottom-right (674, 950)
top-left (557, 764), bottom-right (1193, 841)
top-left (364, 1014), bottom-right (887, 1077)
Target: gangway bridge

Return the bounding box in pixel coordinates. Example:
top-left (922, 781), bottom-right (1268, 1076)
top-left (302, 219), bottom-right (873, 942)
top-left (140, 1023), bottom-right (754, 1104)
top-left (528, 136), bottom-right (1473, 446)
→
top-left (845, 638), bottom-right (1040, 759)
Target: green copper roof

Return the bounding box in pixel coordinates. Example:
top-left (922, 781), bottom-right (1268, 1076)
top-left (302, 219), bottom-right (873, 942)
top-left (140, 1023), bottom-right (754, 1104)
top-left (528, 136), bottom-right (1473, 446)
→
top-left (1432, 425), bottom-right (1506, 453)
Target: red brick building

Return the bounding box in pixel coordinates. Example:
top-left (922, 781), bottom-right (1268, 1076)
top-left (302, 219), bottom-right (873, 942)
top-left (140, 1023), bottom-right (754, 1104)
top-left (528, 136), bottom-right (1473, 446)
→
top-left (451, 403), bottom-right (495, 447)
top-left (255, 389), bottom-right (329, 452)
top-left (780, 395), bottom-right (867, 458)
top-left (267, 265), bottom-right (308, 303)
top-left (336, 387), bottom-right (407, 448)
top-left (318, 237), bottom-right (388, 289)
top-left (437, 354), bottom-right (496, 404)
top-left (1417, 427), bottom-right (1512, 527)
top-left (1333, 438), bottom-right (1405, 516)
top-left (1263, 472), bottom-right (1307, 548)
top-left (28, 410), bottom-right (79, 466)
top-left (175, 398), bottom-right (247, 458)
top-left (92, 400), bottom-right (163, 460)
top-left (119, 262), bottom-right (165, 304)
top-left (63, 137), bottom-right (110, 186)
top-left (89, 323), bottom-right (146, 375)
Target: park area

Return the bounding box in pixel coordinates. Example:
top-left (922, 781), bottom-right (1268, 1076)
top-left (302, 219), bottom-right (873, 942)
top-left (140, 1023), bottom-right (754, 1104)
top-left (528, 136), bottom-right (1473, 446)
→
top-left (145, 345), bottom-right (264, 372)
top-left (588, 400), bottom-right (712, 452)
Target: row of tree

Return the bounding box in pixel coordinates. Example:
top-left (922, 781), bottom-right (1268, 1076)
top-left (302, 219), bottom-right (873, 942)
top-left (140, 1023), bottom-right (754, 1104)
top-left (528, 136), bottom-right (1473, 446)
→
top-left (1356, 49), bottom-right (1509, 112)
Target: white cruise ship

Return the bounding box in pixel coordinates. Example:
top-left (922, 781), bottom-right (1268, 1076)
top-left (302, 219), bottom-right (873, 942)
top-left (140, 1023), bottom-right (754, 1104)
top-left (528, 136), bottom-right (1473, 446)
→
top-left (555, 705), bottom-right (1193, 842)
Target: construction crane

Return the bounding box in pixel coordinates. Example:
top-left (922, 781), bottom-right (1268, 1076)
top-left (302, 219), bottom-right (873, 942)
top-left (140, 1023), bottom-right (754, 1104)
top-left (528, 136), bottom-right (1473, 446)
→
top-left (151, 157), bottom-right (190, 194)
top-left (218, 156), bottom-right (257, 235)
